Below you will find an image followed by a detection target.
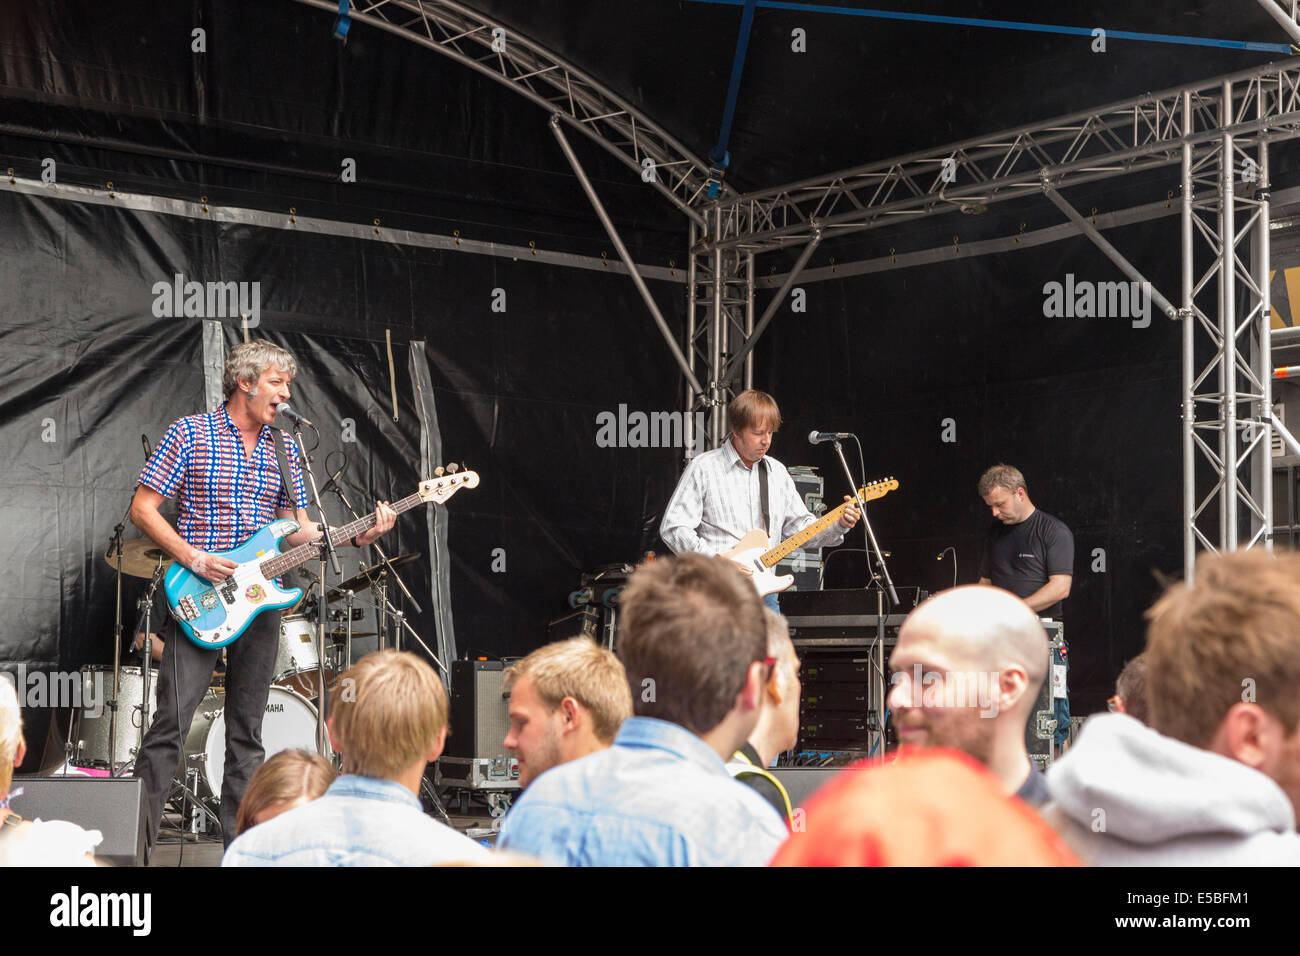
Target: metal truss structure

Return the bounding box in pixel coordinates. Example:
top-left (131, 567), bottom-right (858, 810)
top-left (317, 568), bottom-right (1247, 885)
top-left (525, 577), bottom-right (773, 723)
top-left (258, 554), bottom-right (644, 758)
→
top-left (291, 0), bottom-right (728, 223)
top-left (306, 1), bottom-right (1300, 575)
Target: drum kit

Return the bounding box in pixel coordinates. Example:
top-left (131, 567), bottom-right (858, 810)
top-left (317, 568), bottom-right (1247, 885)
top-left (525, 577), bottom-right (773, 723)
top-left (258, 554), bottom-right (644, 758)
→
top-left (72, 528), bottom-right (422, 831)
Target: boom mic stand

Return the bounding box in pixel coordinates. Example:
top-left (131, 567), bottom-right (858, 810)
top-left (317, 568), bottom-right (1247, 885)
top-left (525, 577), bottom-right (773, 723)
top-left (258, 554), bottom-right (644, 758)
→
top-left (288, 418), bottom-right (340, 760)
top-left (106, 500), bottom-right (131, 777)
top-left (829, 437), bottom-right (899, 765)
top-left (328, 485), bottom-right (446, 678)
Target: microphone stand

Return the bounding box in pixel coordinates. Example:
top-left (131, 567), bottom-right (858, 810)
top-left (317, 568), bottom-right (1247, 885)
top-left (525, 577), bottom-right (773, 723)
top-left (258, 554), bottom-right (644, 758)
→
top-left (829, 438), bottom-right (898, 765)
top-left (329, 484), bottom-right (423, 616)
top-left (328, 485), bottom-right (445, 677)
top-left (289, 420), bottom-right (339, 760)
top-left (105, 500), bottom-right (132, 777)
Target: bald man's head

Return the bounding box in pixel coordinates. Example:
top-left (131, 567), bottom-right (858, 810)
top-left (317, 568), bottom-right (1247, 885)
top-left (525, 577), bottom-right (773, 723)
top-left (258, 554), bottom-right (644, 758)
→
top-left (887, 586), bottom-right (1047, 767)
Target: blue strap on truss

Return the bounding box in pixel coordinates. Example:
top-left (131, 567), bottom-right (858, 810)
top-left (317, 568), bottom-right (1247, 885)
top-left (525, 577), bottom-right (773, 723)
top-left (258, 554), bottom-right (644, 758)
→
top-left (685, 0), bottom-right (1292, 54)
top-left (333, 0), bottom-right (352, 41)
top-left (706, 0), bottom-right (758, 197)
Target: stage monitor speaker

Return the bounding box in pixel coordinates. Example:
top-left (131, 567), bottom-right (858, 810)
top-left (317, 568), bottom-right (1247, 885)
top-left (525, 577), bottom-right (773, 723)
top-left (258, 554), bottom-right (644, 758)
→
top-left (440, 660), bottom-right (519, 789)
top-left (10, 775), bottom-right (148, 866)
top-left (445, 660), bottom-right (511, 761)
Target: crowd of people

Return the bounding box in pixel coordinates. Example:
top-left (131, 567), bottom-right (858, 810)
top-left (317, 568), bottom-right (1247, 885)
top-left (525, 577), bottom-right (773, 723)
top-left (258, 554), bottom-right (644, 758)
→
top-left (5, 543), bottom-right (1298, 866)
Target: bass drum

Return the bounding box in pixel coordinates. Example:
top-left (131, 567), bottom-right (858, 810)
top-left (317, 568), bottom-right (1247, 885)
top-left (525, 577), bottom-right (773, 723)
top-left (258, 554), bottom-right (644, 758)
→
top-left (183, 685), bottom-right (325, 800)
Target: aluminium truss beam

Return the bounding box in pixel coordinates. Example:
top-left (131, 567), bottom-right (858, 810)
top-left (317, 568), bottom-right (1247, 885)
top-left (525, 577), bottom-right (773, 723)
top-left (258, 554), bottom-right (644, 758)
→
top-left (1256, 0), bottom-right (1300, 46)
top-left (549, 117), bottom-right (704, 397)
top-left (1042, 185), bottom-right (1178, 319)
top-left (707, 57), bottom-right (1300, 253)
top-left (290, 0), bottom-right (726, 224)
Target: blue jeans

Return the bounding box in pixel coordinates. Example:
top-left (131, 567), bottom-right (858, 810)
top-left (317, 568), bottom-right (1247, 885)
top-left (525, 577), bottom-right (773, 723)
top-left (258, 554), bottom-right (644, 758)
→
top-left (1053, 640), bottom-right (1070, 745)
top-left (764, 593), bottom-right (780, 613)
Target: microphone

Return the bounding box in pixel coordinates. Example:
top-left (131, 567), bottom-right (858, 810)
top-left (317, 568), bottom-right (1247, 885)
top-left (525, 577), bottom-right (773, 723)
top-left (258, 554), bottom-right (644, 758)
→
top-left (142, 434), bottom-right (152, 460)
top-left (320, 464), bottom-right (346, 497)
top-left (808, 430), bottom-right (853, 445)
top-left (276, 403), bottom-right (314, 428)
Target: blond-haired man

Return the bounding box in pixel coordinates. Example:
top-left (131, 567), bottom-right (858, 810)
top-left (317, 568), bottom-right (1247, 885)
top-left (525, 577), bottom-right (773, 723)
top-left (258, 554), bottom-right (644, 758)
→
top-left (223, 650), bottom-right (489, 866)
top-left (503, 638), bottom-right (632, 789)
top-left (660, 389), bottom-right (859, 611)
top-left (1045, 550), bottom-right (1300, 865)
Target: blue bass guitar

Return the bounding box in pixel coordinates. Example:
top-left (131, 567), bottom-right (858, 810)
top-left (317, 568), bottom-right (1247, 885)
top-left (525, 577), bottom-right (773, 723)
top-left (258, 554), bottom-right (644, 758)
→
top-left (165, 469), bottom-right (479, 648)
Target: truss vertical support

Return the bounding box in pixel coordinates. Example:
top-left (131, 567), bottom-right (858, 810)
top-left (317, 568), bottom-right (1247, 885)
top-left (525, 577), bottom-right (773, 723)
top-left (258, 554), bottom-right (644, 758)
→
top-left (711, 207), bottom-right (726, 446)
top-left (1221, 81), bottom-right (1239, 548)
top-left (1182, 78), bottom-right (1275, 580)
top-left (1253, 82), bottom-right (1274, 552)
top-left (685, 220), bottom-right (701, 457)
top-left (744, 251), bottom-right (755, 391)
top-left (723, 226), bottom-right (823, 380)
top-left (1181, 91), bottom-right (1196, 583)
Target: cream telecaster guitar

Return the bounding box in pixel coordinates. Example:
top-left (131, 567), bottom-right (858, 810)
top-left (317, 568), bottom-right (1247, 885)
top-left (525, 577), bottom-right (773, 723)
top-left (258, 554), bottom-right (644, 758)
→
top-left (720, 477), bottom-right (898, 596)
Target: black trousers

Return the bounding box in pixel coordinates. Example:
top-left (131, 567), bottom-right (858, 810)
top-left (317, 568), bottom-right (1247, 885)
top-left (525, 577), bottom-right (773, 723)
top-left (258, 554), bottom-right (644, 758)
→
top-left (132, 609), bottom-right (281, 848)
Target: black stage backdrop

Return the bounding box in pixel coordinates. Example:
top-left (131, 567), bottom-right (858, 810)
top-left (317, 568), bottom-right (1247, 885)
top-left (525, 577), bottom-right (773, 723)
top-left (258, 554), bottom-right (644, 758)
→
top-left (761, 213), bottom-right (1188, 719)
top-left (0, 187), bottom-right (686, 772)
top-left (3, 0), bottom-right (1278, 770)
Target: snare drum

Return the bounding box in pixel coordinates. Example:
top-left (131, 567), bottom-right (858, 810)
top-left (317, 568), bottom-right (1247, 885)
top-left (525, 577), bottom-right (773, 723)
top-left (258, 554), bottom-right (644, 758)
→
top-left (71, 666), bottom-right (159, 770)
top-left (183, 685), bottom-right (324, 800)
top-left (274, 615), bottom-right (334, 699)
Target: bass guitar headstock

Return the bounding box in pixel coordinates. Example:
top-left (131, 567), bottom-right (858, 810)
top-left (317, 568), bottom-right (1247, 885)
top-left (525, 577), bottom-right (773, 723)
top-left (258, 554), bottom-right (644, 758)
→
top-left (418, 463), bottom-right (480, 504)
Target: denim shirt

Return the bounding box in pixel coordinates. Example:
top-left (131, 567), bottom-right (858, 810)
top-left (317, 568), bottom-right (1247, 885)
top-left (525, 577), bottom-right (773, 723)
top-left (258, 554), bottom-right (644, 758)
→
top-left (222, 774), bottom-right (491, 867)
top-left (498, 717), bottom-right (788, 866)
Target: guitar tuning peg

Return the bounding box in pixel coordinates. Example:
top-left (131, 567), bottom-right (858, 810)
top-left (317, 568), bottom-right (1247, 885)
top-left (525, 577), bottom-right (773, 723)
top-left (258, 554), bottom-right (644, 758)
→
top-left (447, 462), bottom-right (459, 473)
top-left (435, 466), bottom-right (445, 476)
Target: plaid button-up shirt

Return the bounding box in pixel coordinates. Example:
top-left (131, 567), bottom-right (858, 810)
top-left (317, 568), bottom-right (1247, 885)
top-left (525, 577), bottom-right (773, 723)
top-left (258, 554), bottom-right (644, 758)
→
top-left (139, 404), bottom-right (309, 551)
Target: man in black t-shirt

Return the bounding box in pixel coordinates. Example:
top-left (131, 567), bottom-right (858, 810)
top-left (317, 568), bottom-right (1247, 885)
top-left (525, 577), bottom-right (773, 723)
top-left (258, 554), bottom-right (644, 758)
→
top-left (976, 463), bottom-right (1073, 746)
top-left (976, 464), bottom-right (1074, 617)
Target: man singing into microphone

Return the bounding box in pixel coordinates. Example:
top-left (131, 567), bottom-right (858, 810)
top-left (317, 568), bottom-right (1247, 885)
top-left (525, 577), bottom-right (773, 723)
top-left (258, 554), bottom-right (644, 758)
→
top-left (660, 389), bottom-right (859, 610)
top-left (129, 339), bottom-right (397, 847)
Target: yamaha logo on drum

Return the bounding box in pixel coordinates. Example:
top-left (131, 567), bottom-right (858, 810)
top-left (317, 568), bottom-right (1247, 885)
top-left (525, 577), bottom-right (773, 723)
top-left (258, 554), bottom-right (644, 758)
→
top-left (267, 702), bottom-right (284, 712)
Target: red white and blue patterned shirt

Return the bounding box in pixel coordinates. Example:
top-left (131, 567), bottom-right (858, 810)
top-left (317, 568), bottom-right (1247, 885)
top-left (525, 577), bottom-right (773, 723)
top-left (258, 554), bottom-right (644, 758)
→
top-left (139, 404), bottom-right (309, 551)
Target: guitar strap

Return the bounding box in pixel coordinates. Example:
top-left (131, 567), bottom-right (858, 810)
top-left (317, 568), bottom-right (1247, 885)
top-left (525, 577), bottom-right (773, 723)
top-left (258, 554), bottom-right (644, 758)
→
top-left (758, 457), bottom-right (770, 536)
top-left (271, 428), bottom-right (298, 509)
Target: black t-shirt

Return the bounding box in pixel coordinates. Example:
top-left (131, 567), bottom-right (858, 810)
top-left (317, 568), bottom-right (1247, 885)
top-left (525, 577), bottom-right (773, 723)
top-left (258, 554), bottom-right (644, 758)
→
top-left (978, 509), bottom-right (1074, 618)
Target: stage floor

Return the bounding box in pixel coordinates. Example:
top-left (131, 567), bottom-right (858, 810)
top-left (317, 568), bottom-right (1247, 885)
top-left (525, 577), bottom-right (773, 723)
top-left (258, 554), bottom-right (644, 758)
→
top-left (146, 811), bottom-right (495, 866)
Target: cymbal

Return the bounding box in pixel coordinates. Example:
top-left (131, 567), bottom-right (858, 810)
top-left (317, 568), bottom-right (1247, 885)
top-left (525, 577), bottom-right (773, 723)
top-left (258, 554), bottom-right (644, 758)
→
top-left (328, 630), bottom-right (376, 639)
top-left (329, 553), bottom-right (421, 600)
top-left (104, 537), bottom-right (173, 579)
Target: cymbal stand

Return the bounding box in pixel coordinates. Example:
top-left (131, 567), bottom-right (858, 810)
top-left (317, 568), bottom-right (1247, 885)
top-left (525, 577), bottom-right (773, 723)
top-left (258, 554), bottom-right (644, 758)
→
top-left (135, 560), bottom-right (166, 739)
top-left (329, 484), bottom-right (424, 617)
top-left (106, 498), bottom-right (133, 777)
top-left (376, 575), bottom-right (388, 653)
top-left (289, 418), bottom-right (340, 760)
top-left (341, 588), bottom-right (355, 670)
top-left (368, 576), bottom-right (447, 677)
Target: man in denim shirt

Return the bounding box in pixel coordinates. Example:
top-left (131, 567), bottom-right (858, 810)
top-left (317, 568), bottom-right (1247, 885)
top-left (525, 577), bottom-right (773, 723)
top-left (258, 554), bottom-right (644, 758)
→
top-left (223, 650), bottom-right (489, 866)
top-left (499, 554), bottom-right (788, 866)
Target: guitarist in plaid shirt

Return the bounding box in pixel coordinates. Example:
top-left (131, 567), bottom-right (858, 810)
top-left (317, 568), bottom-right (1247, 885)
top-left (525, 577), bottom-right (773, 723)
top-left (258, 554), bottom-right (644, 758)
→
top-left (129, 339), bottom-right (396, 848)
